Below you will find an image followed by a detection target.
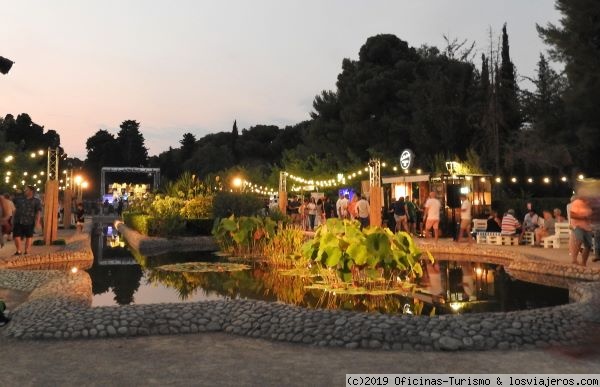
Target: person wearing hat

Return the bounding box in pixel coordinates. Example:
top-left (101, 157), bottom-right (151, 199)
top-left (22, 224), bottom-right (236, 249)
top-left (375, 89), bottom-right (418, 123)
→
top-left (12, 185), bottom-right (42, 256)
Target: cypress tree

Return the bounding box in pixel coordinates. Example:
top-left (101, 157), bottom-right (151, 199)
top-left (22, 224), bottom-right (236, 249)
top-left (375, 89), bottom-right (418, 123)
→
top-left (498, 23), bottom-right (521, 138)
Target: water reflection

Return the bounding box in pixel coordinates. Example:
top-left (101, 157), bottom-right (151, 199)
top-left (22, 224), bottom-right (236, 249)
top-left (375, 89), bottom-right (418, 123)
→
top-left (88, 223), bottom-right (569, 313)
top-left (418, 261), bottom-right (568, 313)
top-left (89, 223), bottom-right (143, 305)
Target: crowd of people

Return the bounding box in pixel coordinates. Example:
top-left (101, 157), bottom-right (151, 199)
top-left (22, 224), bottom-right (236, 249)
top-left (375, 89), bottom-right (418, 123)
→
top-left (280, 190), bottom-right (599, 267)
top-left (0, 186), bottom-right (90, 256)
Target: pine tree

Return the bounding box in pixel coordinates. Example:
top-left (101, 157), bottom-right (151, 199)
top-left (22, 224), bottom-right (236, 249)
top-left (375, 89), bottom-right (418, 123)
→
top-left (537, 0), bottom-right (600, 174)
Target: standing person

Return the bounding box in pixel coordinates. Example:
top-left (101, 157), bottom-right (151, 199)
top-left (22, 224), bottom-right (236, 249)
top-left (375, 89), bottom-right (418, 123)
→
top-left (324, 197), bottom-right (334, 219)
top-left (117, 199), bottom-right (124, 217)
top-left (456, 194), bottom-right (472, 243)
top-left (1, 193), bottom-right (15, 245)
top-left (315, 198), bottom-right (324, 227)
top-left (339, 194), bottom-right (350, 219)
top-left (405, 196), bottom-right (417, 235)
top-left (393, 197), bottom-right (409, 232)
top-left (356, 195), bottom-right (370, 230)
top-left (306, 197), bottom-right (317, 231)
top-left (569, 196), bottom-right (593, 266)
top-left (12, 185), bottom-right (42, 256)
top-left (336, 194), bottom-right (344, 219)
top-left (414, 199), bottom-right (424, 236)
top-left (348, 195), bottom-right (358, 220)
top-left (75, 202), bottom-right (85, 232)
top-left (423, 191), bottom-right (441, 242)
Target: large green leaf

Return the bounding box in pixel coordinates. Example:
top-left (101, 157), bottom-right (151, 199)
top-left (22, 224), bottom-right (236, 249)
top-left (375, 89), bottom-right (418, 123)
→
top-left (323, 248), bottom-right (342, 267)
top-left (220, 218), bottom-right (237, 232)
top-left (365, 232), bottom-right (392, 261)
top-left (347, 242), bottom-right (368, 266)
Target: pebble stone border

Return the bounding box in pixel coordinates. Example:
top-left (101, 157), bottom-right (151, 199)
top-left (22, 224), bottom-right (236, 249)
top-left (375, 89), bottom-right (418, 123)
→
top-left (1, 233), bottom-right (600, 351)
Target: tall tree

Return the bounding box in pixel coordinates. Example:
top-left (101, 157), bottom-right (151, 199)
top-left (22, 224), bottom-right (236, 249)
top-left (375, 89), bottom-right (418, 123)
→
top-left (537, 0), bottom-right (600, 174)
top-left (116, 120), bottom-right (148, 167)
top-left (231, 120), bottom-right (239, 163)
top-left (179, 132), bottom-right (196, 161)
top-left (85, 129), bottom-right (119, 187)
top-left (498, 23), bottom-right (522, 138)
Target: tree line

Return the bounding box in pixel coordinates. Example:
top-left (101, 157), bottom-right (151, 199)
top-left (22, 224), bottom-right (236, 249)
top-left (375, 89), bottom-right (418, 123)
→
top-left (3, 0), bottom-right (598, 194)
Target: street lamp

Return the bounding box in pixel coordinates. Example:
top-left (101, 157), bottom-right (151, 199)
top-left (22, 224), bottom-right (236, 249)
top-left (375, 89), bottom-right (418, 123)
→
top-left (0, 56), bottom-right (14, 75)
top-left (232, 177), bottom-right (243, 191)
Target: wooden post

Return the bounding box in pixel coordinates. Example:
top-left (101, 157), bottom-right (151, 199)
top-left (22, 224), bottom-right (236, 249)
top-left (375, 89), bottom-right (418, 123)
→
top-left (63, 188), bottom-right (72, 229)
top-left (43, 180), bottom-right (59, 245)
top-left (278, 191), bottom-right (287, 215)
top-left (369, 186), bottom-right (382, 227)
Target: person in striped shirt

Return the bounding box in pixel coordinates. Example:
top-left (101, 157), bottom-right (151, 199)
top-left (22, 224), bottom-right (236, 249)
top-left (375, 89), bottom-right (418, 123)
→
top-left (501, 209), bottom-right (521, 235)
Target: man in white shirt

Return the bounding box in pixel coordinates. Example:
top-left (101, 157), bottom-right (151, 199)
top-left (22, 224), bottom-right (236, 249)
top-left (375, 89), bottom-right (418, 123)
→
top-left (356, 195), bottom-right (370, 229)
top-left (423, 191), bottom-right (441, 242)
top-left (336, 194), bottom-right (343, 219)
top-left (456, 194), bottom-right (472, 243)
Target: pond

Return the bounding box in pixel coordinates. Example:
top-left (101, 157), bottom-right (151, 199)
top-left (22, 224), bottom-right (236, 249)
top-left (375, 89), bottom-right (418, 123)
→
top-left (88, 224), bottom-right (569, 315)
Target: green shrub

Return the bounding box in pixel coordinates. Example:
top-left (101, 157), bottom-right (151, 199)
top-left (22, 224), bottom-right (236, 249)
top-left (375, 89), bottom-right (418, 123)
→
top-left (123, 212), bottom-right (152, 235)
top-left (180, 196), bottom-right (213, 219)
top-left (212, 215), bottom-right (276, 257)
top-left (212, 192), bottom-right (264, 218)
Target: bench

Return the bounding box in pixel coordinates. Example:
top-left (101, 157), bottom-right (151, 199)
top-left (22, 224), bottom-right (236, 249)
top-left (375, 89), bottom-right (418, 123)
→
top-left (475, 231), bottom-right (501, 244)
top-left (472, 219), bottom-right (488, 244)
top-left (542, 222), bottom-right (570, 248)
top-left (522, 231), bottom-right (535, 246)
top-left (501, 234), bottom-right (519, 246)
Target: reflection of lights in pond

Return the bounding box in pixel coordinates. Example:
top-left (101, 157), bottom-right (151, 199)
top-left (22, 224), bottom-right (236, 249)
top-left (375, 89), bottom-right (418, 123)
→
top-left (450, 302), bottom-right (464, 312)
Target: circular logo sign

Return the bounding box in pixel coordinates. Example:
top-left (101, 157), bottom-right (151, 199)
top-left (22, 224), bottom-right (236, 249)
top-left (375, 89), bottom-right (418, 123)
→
top-left (400, 149), bottom-right (414, 170)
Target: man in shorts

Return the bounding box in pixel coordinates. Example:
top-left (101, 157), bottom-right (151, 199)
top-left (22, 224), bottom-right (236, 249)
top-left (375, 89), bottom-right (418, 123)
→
top-left (423, 191), bottom-right (441, 243)
top-left (12, 185), bottom-right (42, 256)
top-left (569, 195), bottom-right (593, 266)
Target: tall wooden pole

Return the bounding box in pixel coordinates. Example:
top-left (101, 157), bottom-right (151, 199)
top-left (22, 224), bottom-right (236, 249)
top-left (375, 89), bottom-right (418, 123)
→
top-left (43, 180), bottom-right (59, 244)
top-left (44, 147), bottom-right (60, 244)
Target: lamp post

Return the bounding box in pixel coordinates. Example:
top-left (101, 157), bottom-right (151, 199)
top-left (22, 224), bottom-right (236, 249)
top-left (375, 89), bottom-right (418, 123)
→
top-left (0, 56), bottom-right (14, 75)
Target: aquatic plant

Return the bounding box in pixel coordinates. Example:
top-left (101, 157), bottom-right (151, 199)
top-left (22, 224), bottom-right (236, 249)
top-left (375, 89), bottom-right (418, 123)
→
top-left (301, 218), bottom-right (432, 287)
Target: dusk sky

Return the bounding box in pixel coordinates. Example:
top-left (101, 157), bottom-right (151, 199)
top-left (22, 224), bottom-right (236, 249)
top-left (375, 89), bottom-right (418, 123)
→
top-left (1, 1), bottom-right (561, 159)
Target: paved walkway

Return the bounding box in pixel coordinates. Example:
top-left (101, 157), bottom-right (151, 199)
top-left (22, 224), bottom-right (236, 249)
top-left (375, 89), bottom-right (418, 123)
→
top-left (1, 230), bottom-right (600, 385)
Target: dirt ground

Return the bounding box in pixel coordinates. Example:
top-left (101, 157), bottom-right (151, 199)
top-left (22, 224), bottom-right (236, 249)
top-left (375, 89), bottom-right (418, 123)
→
top-left (0, 331), bottom-right (599, 386)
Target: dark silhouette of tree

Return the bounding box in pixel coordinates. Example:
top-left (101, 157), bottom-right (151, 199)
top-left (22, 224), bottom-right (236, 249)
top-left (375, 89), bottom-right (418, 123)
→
top-left (231, 120), bottom-right (239, 163)
top-left (116, 120), bottom-right (148, 167)
top-left (179, 132), bottom-right (196, 160)
top-left (85, 129), bottom-right (118, 188)
top-left (537, 0), bottom-right (600, 174)
top-left (498, 24), bottom-right (521, 138)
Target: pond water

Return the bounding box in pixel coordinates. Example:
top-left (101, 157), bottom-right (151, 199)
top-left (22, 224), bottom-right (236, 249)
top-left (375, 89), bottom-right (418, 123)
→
top-left (88, 224), bottom-right (569, 315)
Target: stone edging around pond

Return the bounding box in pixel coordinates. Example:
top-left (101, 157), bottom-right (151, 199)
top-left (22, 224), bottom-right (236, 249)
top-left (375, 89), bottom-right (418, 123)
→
top-left (0, 237), bottom-right (93, 270)
top-left (114, 222), bottom-right (217, 256)
top-left (1, 235), bottom-right (599, 351)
